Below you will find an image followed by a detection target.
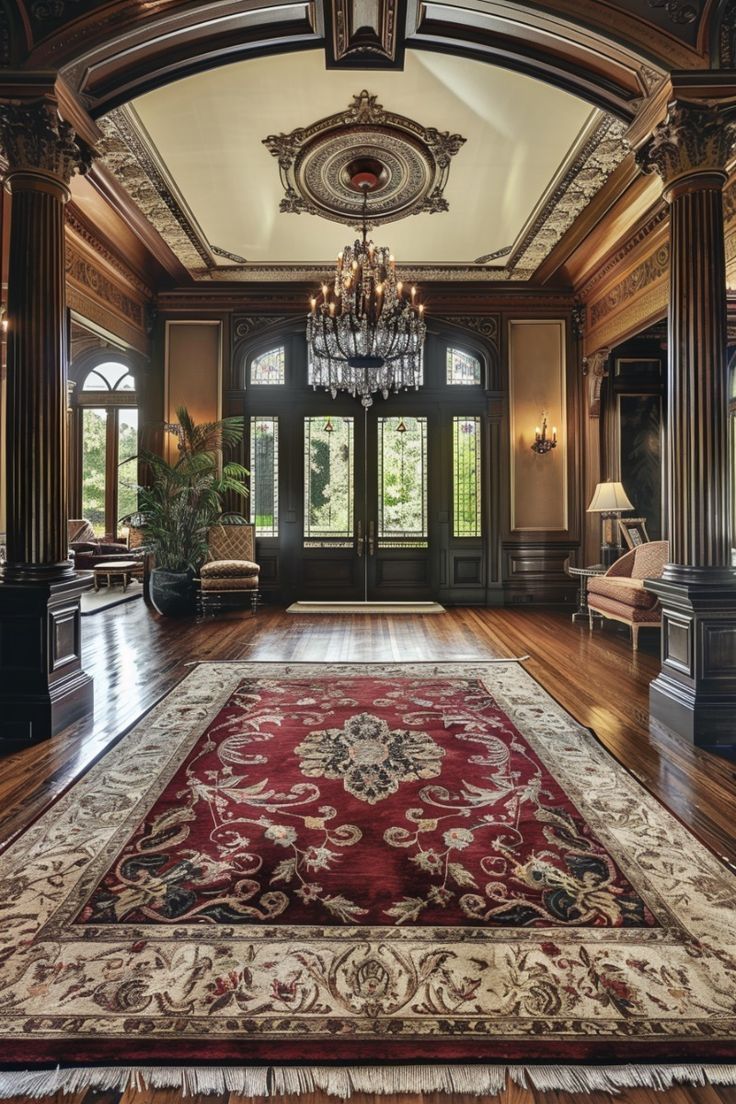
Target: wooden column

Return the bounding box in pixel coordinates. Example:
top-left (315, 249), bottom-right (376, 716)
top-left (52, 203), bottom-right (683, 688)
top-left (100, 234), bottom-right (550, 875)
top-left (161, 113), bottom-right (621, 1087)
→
top-left (0, 98), bottom-right (93, 745)
top-left (637, 100), bottom-right (736, 749)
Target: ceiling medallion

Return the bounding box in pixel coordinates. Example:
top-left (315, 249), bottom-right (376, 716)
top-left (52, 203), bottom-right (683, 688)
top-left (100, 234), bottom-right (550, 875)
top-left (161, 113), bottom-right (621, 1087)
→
top-left (263, 90), bottom-right (466, 227)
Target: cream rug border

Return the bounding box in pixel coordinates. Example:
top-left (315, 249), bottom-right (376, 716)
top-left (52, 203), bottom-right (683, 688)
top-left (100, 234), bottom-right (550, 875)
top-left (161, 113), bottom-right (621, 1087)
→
top-left (3, 1062), bottom-right (736, 1099)
top-left (0, 661), bottom-right (734, 1048)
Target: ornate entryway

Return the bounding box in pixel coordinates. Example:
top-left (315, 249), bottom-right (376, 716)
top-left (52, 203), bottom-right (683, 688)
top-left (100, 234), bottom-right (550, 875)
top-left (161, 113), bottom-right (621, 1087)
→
top-left (239, 329), bottom-right (496, 604)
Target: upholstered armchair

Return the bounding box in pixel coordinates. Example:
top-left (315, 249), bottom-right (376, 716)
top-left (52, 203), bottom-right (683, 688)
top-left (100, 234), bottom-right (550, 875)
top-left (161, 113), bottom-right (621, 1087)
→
top-left (68, 518), bottom-right (135, 572)
top-left (199, 520), bottom-right (260, 614)
top-left (587, 540), bottom-right (669, 650)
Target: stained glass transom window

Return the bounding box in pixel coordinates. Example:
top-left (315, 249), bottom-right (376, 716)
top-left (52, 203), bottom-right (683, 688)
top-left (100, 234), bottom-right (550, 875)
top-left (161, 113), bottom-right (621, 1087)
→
top-left (249, 417), bottom-right (279, 537)
top-left (453, 417), bottom-right (482, 538)
top-left (82, 362), bottom-right (135, 391)
top-left (378, 416), bottom-right (428, 546)
top-left (447, 348), bottom-right (481, 386)
top-left (251, 347), bottom-right (285, 385)
top-left (304, 416), bottom-right (354, 540)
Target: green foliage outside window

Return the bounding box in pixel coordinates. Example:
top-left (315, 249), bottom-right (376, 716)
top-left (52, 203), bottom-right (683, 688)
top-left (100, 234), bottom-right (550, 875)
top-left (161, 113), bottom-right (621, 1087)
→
top-left (82, 408), bottom-right (107, 535)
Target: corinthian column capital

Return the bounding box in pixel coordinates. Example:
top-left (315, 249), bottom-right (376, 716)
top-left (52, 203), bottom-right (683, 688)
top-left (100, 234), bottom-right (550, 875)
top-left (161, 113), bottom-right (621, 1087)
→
top-left (636, 100), bottom-right (736, 196)
top-left (0, 99), bottom-right (92, 189)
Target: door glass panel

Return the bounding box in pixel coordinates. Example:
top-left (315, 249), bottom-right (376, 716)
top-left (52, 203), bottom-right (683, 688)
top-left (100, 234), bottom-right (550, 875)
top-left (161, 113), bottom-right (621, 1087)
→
top-left (117, 408), bottom-right (139, 532)
top-left (304, 416), bottom-right (354, 543)
top-left (250, 417), bottom-right (279, 537)
top-left (453, 416), bottom-right (482, 537)
top-left (82, 407), bottom-right (108, 536)
top-left (378, 416), bottom-right (428, 546)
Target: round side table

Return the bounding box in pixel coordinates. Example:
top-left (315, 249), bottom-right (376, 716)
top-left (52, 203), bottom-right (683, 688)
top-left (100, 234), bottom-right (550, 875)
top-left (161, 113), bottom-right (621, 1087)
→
top-left (567, 563), bottom-right (606, 623)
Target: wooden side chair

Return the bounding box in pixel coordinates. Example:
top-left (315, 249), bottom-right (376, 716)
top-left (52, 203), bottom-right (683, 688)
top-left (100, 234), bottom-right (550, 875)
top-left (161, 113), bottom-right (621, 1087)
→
top-left (199, 519), bottom-right (261, 615)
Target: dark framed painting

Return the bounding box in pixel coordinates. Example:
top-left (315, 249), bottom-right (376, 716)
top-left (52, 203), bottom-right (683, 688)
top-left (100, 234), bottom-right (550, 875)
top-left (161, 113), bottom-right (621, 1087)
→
top-left (616, 392), bottom-right (662, 541)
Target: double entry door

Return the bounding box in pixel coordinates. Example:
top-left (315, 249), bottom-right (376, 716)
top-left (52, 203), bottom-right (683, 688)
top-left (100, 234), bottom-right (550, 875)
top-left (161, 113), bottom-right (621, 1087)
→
top-left (300, 405), bottom-right (432, 602)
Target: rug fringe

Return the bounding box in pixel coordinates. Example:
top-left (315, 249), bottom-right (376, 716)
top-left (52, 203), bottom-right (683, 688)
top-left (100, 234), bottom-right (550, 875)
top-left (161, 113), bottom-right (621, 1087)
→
top-left (1, 1064), bottom-right (736, 1098)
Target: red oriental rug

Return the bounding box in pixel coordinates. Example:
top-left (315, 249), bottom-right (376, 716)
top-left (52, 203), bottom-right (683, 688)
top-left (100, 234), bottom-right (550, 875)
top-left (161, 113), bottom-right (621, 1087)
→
top-left (0, 661), bottom-right (735, 1097)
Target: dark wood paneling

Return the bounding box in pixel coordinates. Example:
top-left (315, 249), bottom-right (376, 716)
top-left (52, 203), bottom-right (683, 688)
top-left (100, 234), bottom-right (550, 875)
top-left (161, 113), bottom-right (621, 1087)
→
top-left (503, 542), bottom-right (577, 604)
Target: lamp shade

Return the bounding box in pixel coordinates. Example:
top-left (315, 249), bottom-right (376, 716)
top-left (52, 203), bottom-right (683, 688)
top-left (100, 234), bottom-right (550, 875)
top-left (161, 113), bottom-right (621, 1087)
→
top-left (587, 481), bottom-right (634, 513)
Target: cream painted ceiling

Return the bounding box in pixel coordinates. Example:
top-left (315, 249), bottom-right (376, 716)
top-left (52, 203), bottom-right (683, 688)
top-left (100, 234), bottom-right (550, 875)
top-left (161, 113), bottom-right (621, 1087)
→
top-left (121, 49), bottom-right (602, 269)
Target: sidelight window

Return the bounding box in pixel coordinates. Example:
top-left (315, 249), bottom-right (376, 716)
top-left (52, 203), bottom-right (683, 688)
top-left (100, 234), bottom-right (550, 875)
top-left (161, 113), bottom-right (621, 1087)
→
top-left (249, 417), bottom-right (279, 537)
top-left (453, 416), bottom-right (482, 537)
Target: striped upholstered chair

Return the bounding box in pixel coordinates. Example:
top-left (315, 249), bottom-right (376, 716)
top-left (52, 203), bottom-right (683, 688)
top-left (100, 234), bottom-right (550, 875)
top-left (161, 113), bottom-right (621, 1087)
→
top-left (199, 520), bottom-right (260, 614)
top-left (586, 540), bottom-right (669, 651)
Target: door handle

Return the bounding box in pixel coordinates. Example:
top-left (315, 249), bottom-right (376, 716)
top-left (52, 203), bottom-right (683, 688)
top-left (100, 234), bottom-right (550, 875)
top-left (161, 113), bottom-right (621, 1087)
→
top-left (368, 520), bottom-right (375, 557)
top-left (356, 519), bottom-right (363, 557)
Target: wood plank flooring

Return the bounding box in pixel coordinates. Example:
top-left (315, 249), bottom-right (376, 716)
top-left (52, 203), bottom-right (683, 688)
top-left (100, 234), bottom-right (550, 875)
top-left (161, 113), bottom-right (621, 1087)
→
top-left (1, 601), bottom-right (735, 1104)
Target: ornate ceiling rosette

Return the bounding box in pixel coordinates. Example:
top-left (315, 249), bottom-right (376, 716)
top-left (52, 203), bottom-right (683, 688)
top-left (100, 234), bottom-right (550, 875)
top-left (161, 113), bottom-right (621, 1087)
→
top-left (263, 90), bottom-right (466, 227)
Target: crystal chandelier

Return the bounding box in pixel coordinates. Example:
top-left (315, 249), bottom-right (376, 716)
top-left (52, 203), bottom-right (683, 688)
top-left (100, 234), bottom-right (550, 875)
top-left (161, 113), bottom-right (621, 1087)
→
top-left (307, 160), bottom-right (426, 408)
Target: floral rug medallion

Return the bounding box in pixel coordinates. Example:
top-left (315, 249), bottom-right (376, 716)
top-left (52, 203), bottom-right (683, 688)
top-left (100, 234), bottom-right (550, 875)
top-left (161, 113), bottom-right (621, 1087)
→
top-left (1, 661), bottom-right (735, 1068)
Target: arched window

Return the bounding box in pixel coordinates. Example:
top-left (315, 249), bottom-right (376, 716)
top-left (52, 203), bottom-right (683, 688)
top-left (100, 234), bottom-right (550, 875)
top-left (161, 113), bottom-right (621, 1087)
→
top-left (82, 361), bottom-right (136, 392)
top-left (447, 347), bottom-right (482, 386)
top-left (250, 347), bottom-right (285, 385)
top-left (71, 355), bottom-right (139, 539)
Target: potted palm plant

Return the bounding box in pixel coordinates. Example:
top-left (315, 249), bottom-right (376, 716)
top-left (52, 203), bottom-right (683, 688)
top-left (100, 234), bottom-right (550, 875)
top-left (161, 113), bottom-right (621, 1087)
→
top-left (138, 408), bottom-right (249, 617)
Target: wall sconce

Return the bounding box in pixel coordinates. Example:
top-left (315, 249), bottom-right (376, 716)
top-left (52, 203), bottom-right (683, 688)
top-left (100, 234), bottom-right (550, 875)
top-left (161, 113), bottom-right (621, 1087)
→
top-left (531, 415), bottom-right (557, 455)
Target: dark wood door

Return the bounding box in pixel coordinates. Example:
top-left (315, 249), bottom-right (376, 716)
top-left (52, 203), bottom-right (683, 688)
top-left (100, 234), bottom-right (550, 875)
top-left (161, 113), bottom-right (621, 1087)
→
top-left (240, 330), bottom-right (492, 605)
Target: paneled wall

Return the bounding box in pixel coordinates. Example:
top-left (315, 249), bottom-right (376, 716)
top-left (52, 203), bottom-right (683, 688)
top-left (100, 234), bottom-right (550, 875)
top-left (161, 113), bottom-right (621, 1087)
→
top-left (508, 319), bottom-right (567, 531)
top-left (163, 321), bottom-right (222, 458)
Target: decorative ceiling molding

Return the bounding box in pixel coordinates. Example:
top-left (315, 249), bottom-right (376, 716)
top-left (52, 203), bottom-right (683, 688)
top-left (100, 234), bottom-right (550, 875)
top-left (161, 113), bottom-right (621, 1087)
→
top-left (263, 90), bottom-right (466, 227)
top-left (589, 243), bottom-right (670, 330)
top-left (324, 0), bottom-right (406, 68)
top-left (97, 86), bottom-right (629, 284)
top-left (65, 205), bottom-right (154, 300)
top-left (647, 0), bottom-right (698, 24)
top-left (474, 246), bottom-right (513, 264)
top-left (97, 105), bottom-right (216, 272)
top-left (576, 207), bottom-right (669, 301)
top-left (508, 113), bottom-right (630, 274)
top-left (212, 244), bottom-right (248, 264)
top-left (190, 263), bottom-right (520, 282)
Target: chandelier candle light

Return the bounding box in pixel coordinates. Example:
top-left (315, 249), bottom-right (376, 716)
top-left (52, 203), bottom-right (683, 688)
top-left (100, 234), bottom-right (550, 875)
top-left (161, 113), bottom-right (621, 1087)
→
top-left (307, 159), bottom-right (427, 408)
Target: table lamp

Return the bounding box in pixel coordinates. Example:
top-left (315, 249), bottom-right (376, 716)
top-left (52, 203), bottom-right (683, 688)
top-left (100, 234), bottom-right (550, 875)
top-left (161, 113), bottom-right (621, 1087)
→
top-left (587, 481), bottom-right (634, 566)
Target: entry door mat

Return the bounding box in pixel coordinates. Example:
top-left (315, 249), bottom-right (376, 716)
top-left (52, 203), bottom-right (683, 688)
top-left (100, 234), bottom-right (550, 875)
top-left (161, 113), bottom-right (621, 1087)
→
top-left (1, 661), bottom-right (735, 1079)
top-left (287, 601), bottom-right (445, 614)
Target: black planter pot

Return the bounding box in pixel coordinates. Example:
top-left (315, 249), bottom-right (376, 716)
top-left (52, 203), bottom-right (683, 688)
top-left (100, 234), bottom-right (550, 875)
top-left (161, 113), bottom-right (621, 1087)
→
top-left (150, 567), bottom-right (196, 617)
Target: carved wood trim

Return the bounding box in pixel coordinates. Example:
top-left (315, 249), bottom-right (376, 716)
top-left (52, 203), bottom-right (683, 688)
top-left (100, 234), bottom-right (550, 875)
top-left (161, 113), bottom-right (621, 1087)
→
top-left (582, 217), bottom-right (670, 352)
top-left (583, 347), bottom-right (610, 417)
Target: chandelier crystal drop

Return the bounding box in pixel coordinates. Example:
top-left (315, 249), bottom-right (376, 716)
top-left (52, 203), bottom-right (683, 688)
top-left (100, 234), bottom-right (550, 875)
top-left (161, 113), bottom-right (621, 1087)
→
top-left (307, 169), bottom-right (426, 408)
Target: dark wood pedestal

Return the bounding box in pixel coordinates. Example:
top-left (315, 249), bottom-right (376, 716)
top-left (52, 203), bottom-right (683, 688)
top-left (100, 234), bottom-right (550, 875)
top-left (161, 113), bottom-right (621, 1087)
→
top-left (646, 569), bottom-right (736, 749)
top-left (637, 99), bottom-right (736, 750)
top-left (0, 574), bottom-right (94, 745)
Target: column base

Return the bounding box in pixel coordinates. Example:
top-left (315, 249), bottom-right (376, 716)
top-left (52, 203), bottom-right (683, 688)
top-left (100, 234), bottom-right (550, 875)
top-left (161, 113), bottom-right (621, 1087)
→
top-left (0, 572), bottom-right (94, 748)
top-left (645, 566), bottom-right (736, 751)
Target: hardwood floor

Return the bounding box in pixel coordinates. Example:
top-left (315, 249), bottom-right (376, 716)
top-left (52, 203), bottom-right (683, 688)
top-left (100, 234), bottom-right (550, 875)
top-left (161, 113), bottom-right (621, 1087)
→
top-left (2, 600), bottom-right (735, 1104)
